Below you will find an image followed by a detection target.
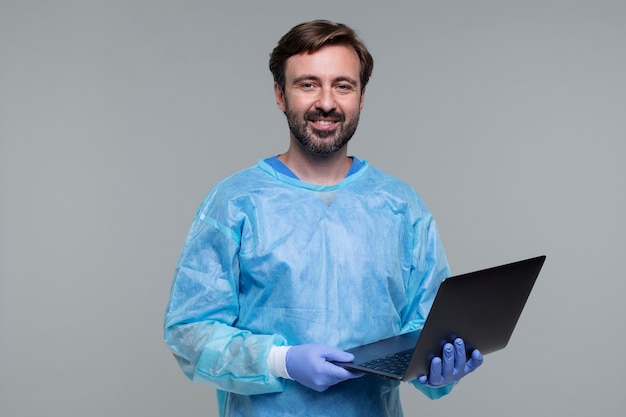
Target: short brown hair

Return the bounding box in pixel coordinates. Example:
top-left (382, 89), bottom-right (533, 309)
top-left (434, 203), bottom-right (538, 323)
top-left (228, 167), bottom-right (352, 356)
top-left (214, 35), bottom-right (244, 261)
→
top-left (269, 20), bottom-right (374, 92)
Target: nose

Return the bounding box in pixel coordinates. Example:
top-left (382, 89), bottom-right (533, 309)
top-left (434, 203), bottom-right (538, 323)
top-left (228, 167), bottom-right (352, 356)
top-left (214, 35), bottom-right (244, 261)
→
top-left (315, 87), bottom-right (337, 113)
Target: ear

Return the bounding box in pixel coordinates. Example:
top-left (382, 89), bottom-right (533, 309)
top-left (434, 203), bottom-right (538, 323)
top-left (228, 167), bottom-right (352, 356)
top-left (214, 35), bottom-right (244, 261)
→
top-left (359, 87), bottom-right (366, 112)
top-left (274, 82), bottom-right (287, 112)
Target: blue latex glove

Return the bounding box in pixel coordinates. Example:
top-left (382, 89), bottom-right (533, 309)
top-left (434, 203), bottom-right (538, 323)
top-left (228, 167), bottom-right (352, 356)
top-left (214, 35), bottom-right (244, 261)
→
top-left (417, 338), bottom-right (483, 387)
top-left (286, 344), bottom-right (365, 392)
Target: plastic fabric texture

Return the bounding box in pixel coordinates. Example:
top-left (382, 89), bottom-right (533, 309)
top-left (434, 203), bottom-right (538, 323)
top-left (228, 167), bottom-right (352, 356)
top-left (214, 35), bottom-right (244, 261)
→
top-left (164, 158), bottom-right (451, 417)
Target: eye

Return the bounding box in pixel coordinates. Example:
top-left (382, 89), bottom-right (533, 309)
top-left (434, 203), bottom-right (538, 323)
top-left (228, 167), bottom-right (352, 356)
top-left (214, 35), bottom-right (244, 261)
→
top-left (335, 84), bottom-right (354, 93)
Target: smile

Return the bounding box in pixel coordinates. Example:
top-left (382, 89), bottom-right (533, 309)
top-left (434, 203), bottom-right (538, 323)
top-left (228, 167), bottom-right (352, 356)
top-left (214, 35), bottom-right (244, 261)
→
top-left (310, 120), bottom-right (340, 131)
top-left (314, 119), bottom-right (339, 126)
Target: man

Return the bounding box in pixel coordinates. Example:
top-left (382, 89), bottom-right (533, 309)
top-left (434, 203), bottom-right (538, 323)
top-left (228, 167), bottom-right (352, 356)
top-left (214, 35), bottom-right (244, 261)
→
top-left (164, 20), bottom-right (482, 417)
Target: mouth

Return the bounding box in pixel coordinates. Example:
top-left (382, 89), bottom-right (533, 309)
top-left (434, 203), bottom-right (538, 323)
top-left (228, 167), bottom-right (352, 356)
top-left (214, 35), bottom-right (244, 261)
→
top-left (310, 119), bottom-right (340, 131)
top-left (306, 111), bottom-right (344, 132)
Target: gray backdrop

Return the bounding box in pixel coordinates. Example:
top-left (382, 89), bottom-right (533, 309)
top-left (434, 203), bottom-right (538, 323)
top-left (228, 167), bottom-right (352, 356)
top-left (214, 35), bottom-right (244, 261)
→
top-left (1, 1), bottom-right (624, 416)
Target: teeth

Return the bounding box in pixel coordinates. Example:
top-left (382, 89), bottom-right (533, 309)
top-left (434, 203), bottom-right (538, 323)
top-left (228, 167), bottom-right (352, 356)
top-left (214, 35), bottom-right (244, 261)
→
top-left (317, 121), bottom-right (334, 125)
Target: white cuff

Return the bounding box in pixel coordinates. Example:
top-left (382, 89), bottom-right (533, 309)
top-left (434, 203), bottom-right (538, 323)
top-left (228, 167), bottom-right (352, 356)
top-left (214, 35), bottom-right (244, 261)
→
top-left (267, 345), bottom-right (293, 380)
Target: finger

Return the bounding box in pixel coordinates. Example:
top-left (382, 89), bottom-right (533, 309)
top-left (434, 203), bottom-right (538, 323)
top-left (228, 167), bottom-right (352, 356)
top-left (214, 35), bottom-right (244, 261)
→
top-left (345, 369), bottom-right (366, 380)
top-left (429, 356), bottom-right (443, 385)
top-left (323, 349), bottom-right (355, 363)
top-left (442, 343), bottom-right (455, 379)
top-left (324, 362), bottom-right (364, 384)
top-left (454, 338), bottom-right (467, 372)
top-left (465, 349), bottom-right (484, 374)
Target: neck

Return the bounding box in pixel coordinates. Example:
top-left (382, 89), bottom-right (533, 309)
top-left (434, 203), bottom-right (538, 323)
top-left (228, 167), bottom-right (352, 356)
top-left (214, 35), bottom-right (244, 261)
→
top-left (278, 145), bottom-right (352, 186)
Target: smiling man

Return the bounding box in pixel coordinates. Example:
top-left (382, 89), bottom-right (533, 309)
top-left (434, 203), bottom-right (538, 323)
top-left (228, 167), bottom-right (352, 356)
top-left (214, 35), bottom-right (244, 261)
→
top-left (164, 20), bottom-right (482, 417)
top-left (274, 40), bottom-right (367, 184)
top-left (276, 43), bottom-right (363, 163)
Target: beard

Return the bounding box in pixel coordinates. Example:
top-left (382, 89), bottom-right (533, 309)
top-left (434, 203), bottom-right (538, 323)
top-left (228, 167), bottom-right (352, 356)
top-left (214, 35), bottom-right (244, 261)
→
top-left (284, 107), bottom-right (360, 156)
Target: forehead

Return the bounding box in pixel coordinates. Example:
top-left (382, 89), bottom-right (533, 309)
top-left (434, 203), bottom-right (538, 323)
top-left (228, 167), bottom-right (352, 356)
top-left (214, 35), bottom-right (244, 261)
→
top-left (283, 44), bottom-right (361, 83)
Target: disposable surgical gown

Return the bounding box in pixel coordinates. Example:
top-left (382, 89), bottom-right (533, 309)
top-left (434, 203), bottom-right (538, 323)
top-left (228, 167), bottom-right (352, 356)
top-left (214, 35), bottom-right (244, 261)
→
top-left (164, 157), bottom-right (453, 417)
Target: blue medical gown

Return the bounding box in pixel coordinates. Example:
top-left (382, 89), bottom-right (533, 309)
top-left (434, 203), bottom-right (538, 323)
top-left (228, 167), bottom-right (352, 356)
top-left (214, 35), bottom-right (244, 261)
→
top-left (164, 158), bottom-right (453, 417)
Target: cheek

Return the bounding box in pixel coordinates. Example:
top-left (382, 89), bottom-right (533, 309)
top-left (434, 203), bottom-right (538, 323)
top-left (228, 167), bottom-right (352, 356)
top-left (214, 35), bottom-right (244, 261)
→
top-left (287, 101), bottom-right (318, 118)
top-left (339, 96), bottom-right (364, 114)
top-left (347, 102), bottom-right (364, 117)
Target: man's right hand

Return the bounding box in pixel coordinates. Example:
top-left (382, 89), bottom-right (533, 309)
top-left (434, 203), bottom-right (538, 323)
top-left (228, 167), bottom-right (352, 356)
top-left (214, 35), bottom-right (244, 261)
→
top-left (285, 344), bottom-right (365, 392)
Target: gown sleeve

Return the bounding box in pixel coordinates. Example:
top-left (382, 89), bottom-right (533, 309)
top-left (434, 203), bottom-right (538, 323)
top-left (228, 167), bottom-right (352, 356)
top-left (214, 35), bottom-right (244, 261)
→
top-left (400, 204), bottom-right (457, 400)
top-left (163, 197), bottom-right (288, 396)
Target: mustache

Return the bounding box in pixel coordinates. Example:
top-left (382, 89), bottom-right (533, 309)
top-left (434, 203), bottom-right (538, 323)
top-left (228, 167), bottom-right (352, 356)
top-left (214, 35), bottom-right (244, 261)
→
top-left (304, 110), bottom-right (345, 122)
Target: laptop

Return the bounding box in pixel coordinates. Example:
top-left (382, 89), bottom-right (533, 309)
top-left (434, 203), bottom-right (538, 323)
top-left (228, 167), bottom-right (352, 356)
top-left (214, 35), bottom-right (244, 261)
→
top-left (333, 255), bottom-right (546, 381)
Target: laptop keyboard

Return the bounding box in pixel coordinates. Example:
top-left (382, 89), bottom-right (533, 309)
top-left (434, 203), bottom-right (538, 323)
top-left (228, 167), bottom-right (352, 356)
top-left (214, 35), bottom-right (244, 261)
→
top-left (359, 349), bottom-right (414, 376)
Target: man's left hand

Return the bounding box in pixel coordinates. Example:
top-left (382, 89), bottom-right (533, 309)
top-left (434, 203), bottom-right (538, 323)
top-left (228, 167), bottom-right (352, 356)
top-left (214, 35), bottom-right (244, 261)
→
top-left (417, 338), bottom-right (483, 387)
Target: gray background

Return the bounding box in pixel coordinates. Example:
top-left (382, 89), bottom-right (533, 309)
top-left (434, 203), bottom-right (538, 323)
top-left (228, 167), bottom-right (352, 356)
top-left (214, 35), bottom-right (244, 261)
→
top-left (1, 1), bottom-right (624, 416)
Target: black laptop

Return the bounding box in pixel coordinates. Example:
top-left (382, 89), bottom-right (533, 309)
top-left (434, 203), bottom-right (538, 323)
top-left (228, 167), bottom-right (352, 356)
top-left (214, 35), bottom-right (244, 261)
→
top-left (333, 256), bottom-right (546, 381)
